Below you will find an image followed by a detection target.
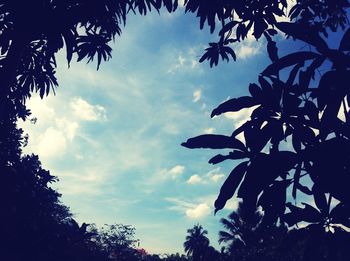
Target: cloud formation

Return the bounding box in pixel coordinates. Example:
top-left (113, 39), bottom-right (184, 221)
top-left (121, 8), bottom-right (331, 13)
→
top-left (70, 97), bottom-right (107, 121)
top-left (186, 203), bottom-right (211, 219)
top-left (166, 165), bottom-right (185, 179)
top-left (186, 174), bottom-right (203, 184)
top-left (166, 197), bottom-right (212, 219)
top-left (186, 167), bottom-right (225, 185)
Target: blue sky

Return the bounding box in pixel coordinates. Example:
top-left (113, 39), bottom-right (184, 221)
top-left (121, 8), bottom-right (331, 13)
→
top-left (20, 6), bottom-right (280, 254)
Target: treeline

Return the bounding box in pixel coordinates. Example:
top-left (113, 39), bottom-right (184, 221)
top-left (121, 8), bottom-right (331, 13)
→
top-left (1, 114), bottom-right (349, 261)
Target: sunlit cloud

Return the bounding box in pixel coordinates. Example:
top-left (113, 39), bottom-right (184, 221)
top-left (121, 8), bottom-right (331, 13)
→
top-left (70, 97), bottom-right (107, 121)
top-left (187, 174), bottom-right (203, 184)
top-left (186, 203), bottom-right (211, 219)
top-left (186, 167), bottom-right (225, 185)
top-left (168, 165), bottom-right (185, 179)
top-left (165, 197), bottom-right (211, 219)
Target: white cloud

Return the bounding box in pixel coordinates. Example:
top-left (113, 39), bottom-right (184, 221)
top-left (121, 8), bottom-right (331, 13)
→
top-left (168, 165), bottom-right (185, 179)
top-left (36, 127), bottom-right (67, 158)
top-left (167, 48), bottom-right (204, 74)
top-left (193, 89), bottom-right (201, 102)
top-left (25, 96), bottom-right (55, 124)
top-left (206, 167), bottom-right (225, 183)
top-left (187, 174), bottom-right (203, 184)
top-left (185, 203), bottom-right (211, 219)
top-left (165, 198), bottom-right (211, 219)
top-left (20, 95), bottom-right (108, 162)
top-left (186, 167), bottom-right (225, 185)
top-left (56, 118), bottom-right (79, 141)
top-left (55, 170), bottom-right (105, 196)
top-left (210, 174), bottom-right (225, 182)
top-left (70, 97), bottom-right (107, 121)
top-left (236, 44), bottom-right (261, 59)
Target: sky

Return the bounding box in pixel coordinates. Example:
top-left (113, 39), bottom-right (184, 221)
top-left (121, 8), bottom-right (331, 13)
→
top-left (19, 5), bottom-right (283, 255)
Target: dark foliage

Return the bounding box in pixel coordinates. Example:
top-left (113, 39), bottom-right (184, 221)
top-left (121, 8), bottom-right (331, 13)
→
top-left (2, 0), bottom-right (350, 260)
top-left (184, 224), bottom-right (210, 261)
top-left (182, 0), bottom-right (350, 241)
top-left (0, 0), bottom-right (178, 119)
top-left (0, 1), bottom-right (176, 260)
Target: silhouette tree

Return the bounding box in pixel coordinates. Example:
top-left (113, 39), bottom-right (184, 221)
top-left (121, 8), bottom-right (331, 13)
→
top-left (182, 0), bottom-right (350, 234)
top-left (93, 223), bottom-right (141, 261)
top-left (162, 253), bottom-right (189, 261)
top-left (218, 202), bottom-right (262, 251)
top-left (183, 224), bottom-right (210, 261)
top-left (0, 0), bottom-right (178, 119)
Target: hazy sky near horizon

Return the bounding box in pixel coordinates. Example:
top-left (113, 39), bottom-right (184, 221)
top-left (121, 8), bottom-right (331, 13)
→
top-left (20, 6), bottom-right (274, 254)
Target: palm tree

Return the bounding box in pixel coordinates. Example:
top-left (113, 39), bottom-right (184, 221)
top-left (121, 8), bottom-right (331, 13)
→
top-left (219, 202), bottom-right (262, 247)
top-left (218, 202), bottom-right (263, 260)
top-left (184, 224), bottom-right (210, 261)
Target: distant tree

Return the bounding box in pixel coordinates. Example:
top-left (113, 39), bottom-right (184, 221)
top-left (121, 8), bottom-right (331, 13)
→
top-left (182, 0), bottom-right (350, 235)
top-left (183, 224), bottom-right (210, 261)
top-left (162, 253), bottom-right (189, 261)
top-left (93, 223), bottom-right (140, 261)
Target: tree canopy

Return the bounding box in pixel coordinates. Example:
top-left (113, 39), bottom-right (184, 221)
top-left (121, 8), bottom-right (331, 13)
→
top-left (182, 0), bottom-right (350, 233)
top-left (1, 0), bottom-right (350, 260)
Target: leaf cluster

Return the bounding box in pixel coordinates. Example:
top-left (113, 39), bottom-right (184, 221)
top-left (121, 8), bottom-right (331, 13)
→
top-left (183, 0), bottom-right (350, 232)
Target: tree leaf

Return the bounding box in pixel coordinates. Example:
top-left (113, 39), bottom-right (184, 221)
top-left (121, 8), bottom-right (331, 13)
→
top-left (262, 52), bottom-right (320, 76)
top-left (267, 40), bottom-right (278, 62)
top-left (248, 83), bottom-right (262, 98)
top-left (214, 161), bottom-right (249, 214)
top-left (208, 150), bottom-right (247, 164)
top-left (219, 21), bottom-right (238, 36)
top-left (181, 134), bottom-right (246, 150)
top-left (276, 22), bottom-right (328, 51)
top-left (330, 203), bottom-right (350, 227)
top-left (312, 185), bottom-right (328, 215)
top-left (339, 27), bottom-right (350, 51)
top-left (292, 163), bottom-right (301, 199)
top-left (211, 96), bottom-right (258, 117)
top-left (244, 123), bottom-right (271, 153)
